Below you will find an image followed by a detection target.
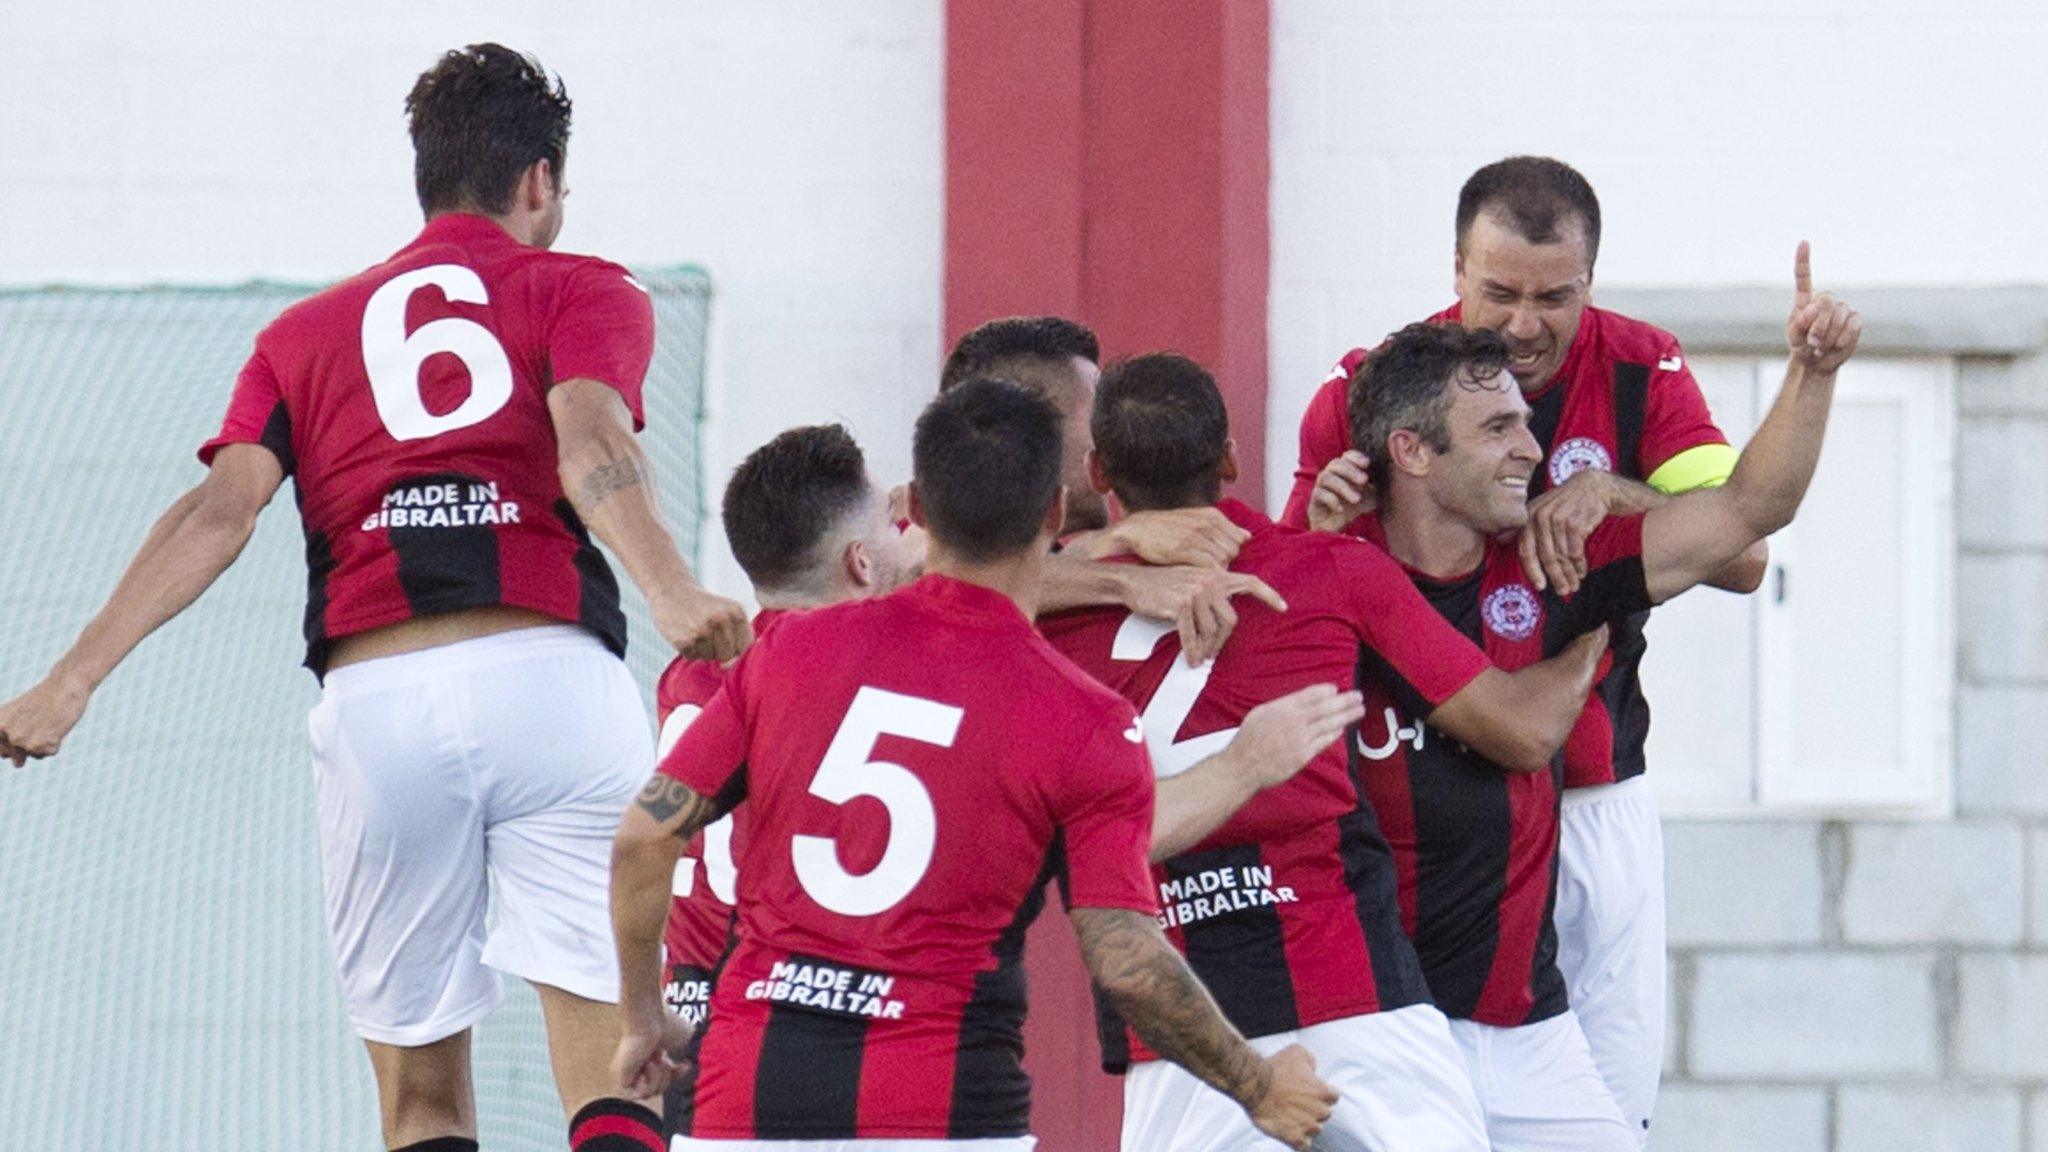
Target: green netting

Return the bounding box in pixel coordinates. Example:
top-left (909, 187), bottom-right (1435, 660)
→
top-left (0, 267), bottom-right (711, 1151)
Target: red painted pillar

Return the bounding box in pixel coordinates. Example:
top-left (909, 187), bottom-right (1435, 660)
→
top-left (945, 6), bottom-right (1272, 1151)
top-left (946, 0), bottom-right (1271, 507)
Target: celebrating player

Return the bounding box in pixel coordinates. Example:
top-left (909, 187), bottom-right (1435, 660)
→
top-left (0, 44), bottom-right (747, 1152)
top-left (653, 424), bottom-right (926, 1031)
top-left (1282, 155), bottom-right (1767, 1138)
top-left (612, 379), bottom-right (1339, 1150)
top-left (944, 316), bottom-right (1286, 665)
top-left (1341, 253), bottom-right (1858, 1151)
top-left (653, 422), bottom-right (1349, 1037)
top-left (1039, 353), bottom-right (1613, 1152)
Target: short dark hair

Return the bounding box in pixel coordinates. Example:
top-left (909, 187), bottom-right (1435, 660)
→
top-left (721, 425), bottom-right (871, 592)
top-left (1351, 324), bottom-right (1513, 493)
top-left (912, 377), bottom-right (1064, 562)
top-left (940, 317), bottom-right (1101, 395)
top-left (1455, 156), bottom-right (1602, 268)
top-left (1092, 353), bottom-right (1230, 512)
top-left (405, 44), bottom-right (573, 216)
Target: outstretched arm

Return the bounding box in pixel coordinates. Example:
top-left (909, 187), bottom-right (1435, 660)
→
top-left (1072, 907), bottom-right (1336, 1150)
top-left (610, 774), bottom-right (723, 1097)
top-left (551, 379), bottom-right (751, 661)
top-left (1640, 243), bottom-right (1860, 604)
top-left (1520, 470), bottom-right (1768, 596)
top-left (1150, 684), bottom-right (1365, 861)
top-left (1426, 626), bottom-right (1610, 772)
top-left (0, 444), bottom-right (283, 766)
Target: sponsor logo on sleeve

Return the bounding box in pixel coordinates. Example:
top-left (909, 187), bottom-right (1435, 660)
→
top-left (1482, 583), bottom-right (1543, 642)
top-left (1547, 436), bottom-right (1615, 487)
top-left (1658, 354), bottom-right (1684, 372)
top-left (1123, 715), bottom-right (1145, 744)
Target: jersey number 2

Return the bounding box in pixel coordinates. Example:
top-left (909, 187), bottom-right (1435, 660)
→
top-left (1113, 615), bottom-right (1239, 779)
top-left (361, 264), bottom-right (515, 441)
top-left (794, 686), bottom-right (960, 917)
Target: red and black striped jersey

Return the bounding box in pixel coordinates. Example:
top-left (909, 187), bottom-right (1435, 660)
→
top-left (199, 213), bottom-right (654, 675)
top-left (1280, 303), bottom-right (1735, 788)
top-left (1038, 500), bottom-right (1490, 1066)
top-left (656, 574), bottom-right (1157, 1141)
top-left (1351, 514), bottom-right (1652, 1027)
top-left (653, 611), bottom-right (790, 1025)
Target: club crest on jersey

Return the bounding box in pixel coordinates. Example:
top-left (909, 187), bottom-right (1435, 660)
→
top-left (1547, 437), bottom-right (1614, 487)
top-left (1482, 584), bottom-right (1543, 642)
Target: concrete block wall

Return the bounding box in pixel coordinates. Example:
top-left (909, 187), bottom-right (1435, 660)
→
top-left (1655, 353), bottom-right (2048, 1151)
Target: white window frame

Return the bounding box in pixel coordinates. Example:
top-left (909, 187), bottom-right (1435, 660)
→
top-left (1645, 352), bottom-right (1956, 819)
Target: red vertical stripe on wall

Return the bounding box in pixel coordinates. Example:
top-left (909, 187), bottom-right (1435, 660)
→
top-left (943, 0), bottom-right (1089, 338)
top-left (1082, 1), bottom-right (1270, 505)
top-left (947, 0), bottom-right (1270, 506)
top-left (945, 6), bottom-right (1272, 1151)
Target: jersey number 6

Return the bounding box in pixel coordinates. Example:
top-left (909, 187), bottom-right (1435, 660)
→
top-left (794, 686), bottom-right (961, 917)
top-left (361, 263), bottom-right (516, 442)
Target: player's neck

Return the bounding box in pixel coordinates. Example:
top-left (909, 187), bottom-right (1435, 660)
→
top-left (924, 545), bottom-right (1046, 620)
top-left (425, 207), bottom-right (538, 247)
top-left (1379, 491), bottom-right (1487, 580)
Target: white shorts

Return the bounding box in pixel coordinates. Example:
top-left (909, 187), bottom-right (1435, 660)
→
top-left (1120, 1005), bottom-right (1488, 1152)
top-left (671, 1131), bottom-right (1032, 1139)
top-left (309, 625), bottom-right (653, 1046)
top-left (1447, 1012), bottom-right (1635, 1152)
top-left (670, 1142), bottom-right (1032, 1151)
top-left (1556, 776), bottom-right (1666, 1145)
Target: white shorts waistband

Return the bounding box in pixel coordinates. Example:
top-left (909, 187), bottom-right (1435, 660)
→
top-left (1561, 775), bottom-right (1652, 810)
top-left (322, 624), bottom-right (609, 697)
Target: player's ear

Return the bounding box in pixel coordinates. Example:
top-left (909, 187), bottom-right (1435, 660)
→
top-left (1044, 487), bottom-right (1067, 540)
top-left (905, 482), bottom-right (929, 530)
top-left (843, 538), bottom-right (874, 590)
top-left (1387, 428), bottom-right (1431, 478)
top-left (519, 160), bottom-right (552, 212)
top-left (1218, 438), bottom-right (1240, 484)
top-left (1085, 448), bottom-right (1114, 496)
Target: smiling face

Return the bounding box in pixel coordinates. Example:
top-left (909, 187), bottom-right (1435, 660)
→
top-left (1421, 365), bottom-right (1546, 534)
top-left (1454, 210), bottom-right (1593, 392)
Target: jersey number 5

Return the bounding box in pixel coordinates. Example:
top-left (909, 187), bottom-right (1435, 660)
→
top-left (794, 686), bottom-right (961, 917)
top-left (1113, 615), bottom-right (1239, 779)
top-left (361, 264), bottom-right (515, 442)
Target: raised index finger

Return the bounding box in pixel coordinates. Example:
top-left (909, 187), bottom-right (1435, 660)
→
top-left (1793, 240), bottom-right (1813, 307)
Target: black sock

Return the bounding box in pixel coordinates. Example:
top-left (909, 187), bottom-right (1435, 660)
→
top-left (391, 1139), bottom-right (478, 1152)
top-left (569, 1097), bottom-right (665, 1152)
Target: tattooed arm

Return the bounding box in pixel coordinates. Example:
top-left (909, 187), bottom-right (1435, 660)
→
top-left (1070, 907), bottom-right (1336, 1150)
top-left (610, 773), bottom-right (723, 1097)
top-left (549, 379), bottom-right (751, 661)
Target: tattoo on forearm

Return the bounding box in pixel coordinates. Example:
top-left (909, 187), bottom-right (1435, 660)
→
top-left (578, 458), bottom-right (645, 511)
top-left (635, 775), bottom-right (716, 839)
top-left (1072, 908), bottom-right (1271, 1110)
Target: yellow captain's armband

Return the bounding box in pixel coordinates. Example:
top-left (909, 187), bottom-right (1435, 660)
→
top-left (1647, 443), bottom-right (1740, 494)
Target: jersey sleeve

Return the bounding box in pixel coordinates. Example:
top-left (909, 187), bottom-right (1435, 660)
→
top-left (1638, 336), bottom-right (1738, 494)
top-left (1557, 516), bottom-right (1654, 636)
top-left (197, 343), bottom-right (295, 473)
top-left (1047, 706), bottom-right (1160, 914)
top-left (1279, 354), bottom-right (1367, 529)
top-left (658, 671), bottom-right (751, 817)
top-left (1339, 543), bottom-right (1491, 716)
top-left (548, 260), bottom-right (657, 429)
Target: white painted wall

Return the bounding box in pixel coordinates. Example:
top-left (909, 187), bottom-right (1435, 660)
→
top-left (1268, 0), bottom-right (2048, 500)
top-left (0, 0), bottom-right (946, 598)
